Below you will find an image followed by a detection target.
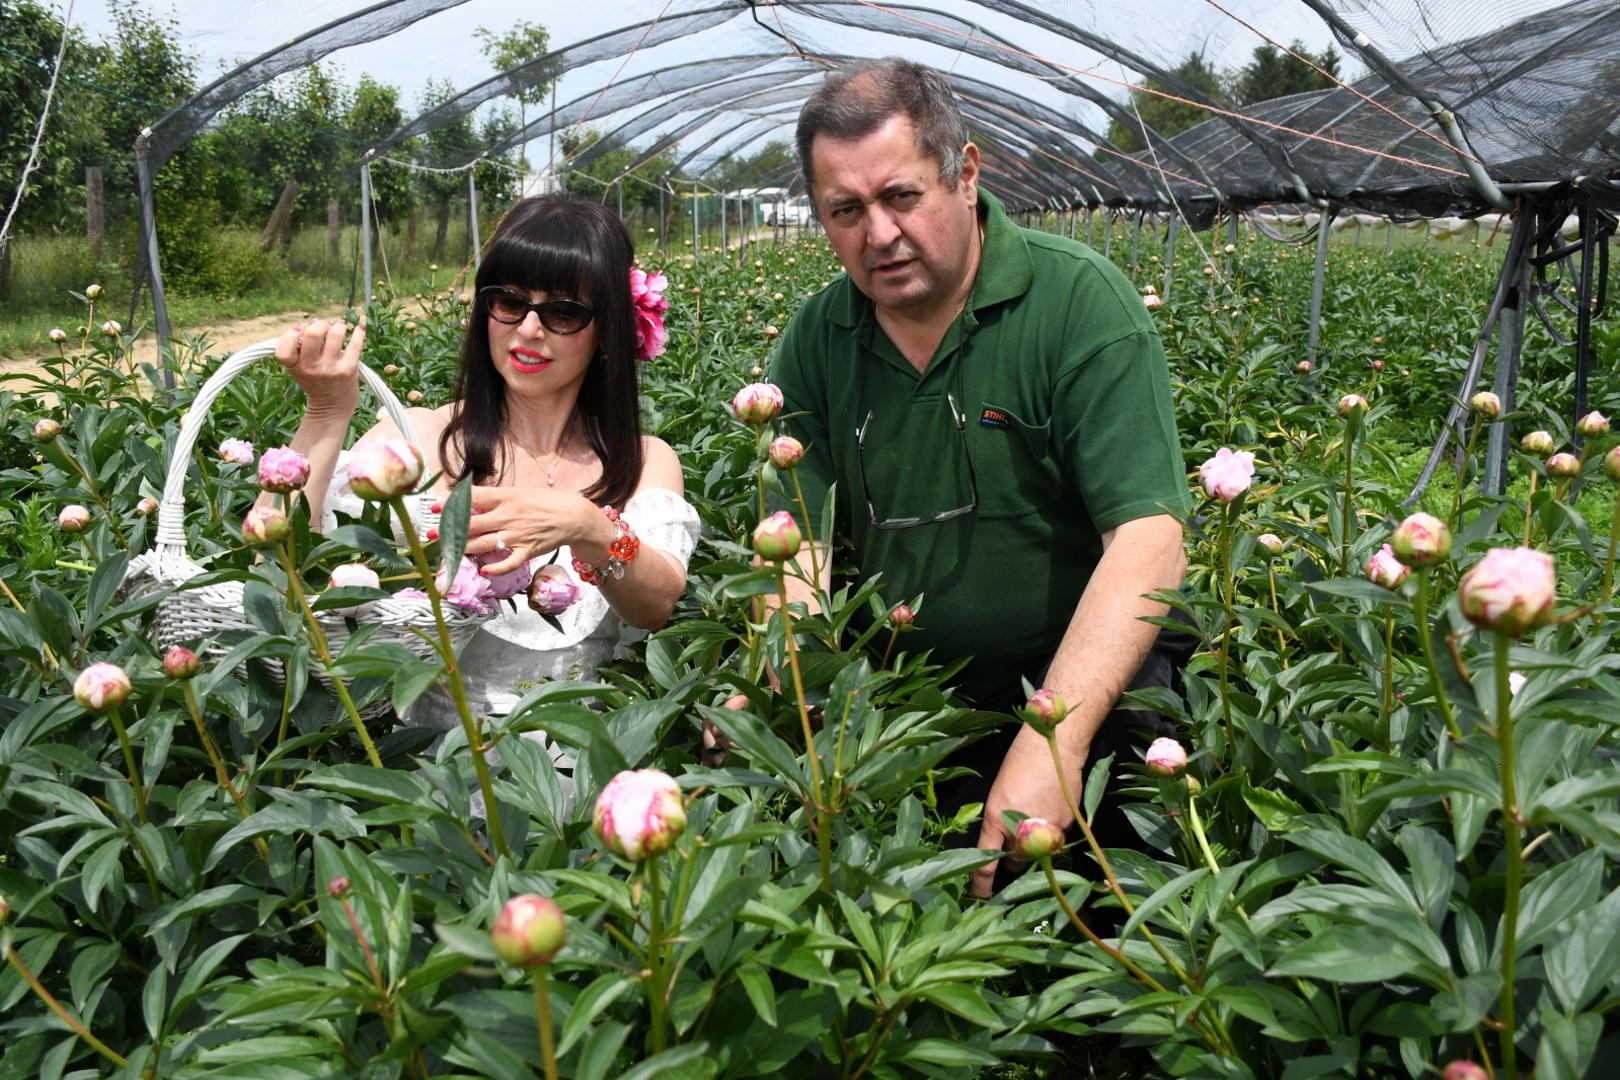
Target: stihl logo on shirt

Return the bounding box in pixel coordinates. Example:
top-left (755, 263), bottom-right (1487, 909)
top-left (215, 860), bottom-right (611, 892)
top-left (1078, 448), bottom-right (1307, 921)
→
top-left (979, 406), bottom-right (1012, 429)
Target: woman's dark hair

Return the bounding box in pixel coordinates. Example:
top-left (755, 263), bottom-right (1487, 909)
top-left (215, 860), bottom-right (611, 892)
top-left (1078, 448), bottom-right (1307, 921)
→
top-left (439, 193), bottom-right (644, 509)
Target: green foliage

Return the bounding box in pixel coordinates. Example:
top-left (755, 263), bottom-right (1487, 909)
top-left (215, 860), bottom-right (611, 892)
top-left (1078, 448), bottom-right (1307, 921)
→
top-left (1228, 41), bottom-right (1342, 108)
top-left (1105, 51), bottom-right (1224, 154)
top-left (709, 140), bottom-right (798, 191)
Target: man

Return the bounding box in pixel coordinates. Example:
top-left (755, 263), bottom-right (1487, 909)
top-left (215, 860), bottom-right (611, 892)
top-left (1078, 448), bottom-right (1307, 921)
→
top-left (761, 58), bottom-right (1189, 898)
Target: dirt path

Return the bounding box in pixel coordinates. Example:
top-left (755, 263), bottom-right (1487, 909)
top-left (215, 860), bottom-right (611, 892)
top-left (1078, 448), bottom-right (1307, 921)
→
top-left (0, 307), bottom-right (352, 387)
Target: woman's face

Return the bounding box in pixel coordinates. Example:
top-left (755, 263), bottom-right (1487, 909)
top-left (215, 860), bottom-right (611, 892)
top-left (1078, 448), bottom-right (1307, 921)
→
top-left (484, 284), bottom-right (599, 397)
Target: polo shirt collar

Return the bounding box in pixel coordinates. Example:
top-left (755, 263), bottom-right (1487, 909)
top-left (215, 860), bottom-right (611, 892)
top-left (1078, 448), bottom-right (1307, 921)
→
top-left (827, 187), bottom-right (1034, 329)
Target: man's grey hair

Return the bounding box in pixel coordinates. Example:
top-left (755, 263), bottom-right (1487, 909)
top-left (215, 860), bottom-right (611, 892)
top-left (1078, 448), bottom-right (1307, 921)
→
top-left (795, 58), bottom-right (969, 195)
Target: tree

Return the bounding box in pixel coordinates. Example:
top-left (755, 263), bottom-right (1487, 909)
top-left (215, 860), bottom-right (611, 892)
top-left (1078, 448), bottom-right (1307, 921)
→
top-left (347, 75), bottom-right (414, 225)
top-left (414, 78), bottom-right (480, 260)
top-left (709, 140), bottom-right (797, 192)
top-left (475, 20), bottom-right (553, 172)
top-left (1104, 51), bottom-right (1225, 154)
top-left (1228, 42), bottom-right (1341, 108)
top-left (558, 128), bottom-right (681, 213)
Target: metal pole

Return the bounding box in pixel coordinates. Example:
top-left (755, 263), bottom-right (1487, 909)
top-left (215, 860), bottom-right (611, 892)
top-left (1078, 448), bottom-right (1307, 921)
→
top-left (467, 167), bottom-right (481, 271)
top-left (1483, 247), bottom-right (1531, 494)
top-left (1307, 210), bottom-right (1334, 366)
top-left (1104, 209), bottom-right (1115, 258)
top-left (1088, 208), bottom-right (1097, 247)
top-left (658, 180), bottom-right (666, 253)
top-left (736, 194), bottom-right (746, 266)
top-left (361, 160), bottom-right (374, 304)
top-left (1130, 210), bottom-right (1144, 278)
top-left (616, 179), bottom-right (623, 220)
top-left (720, 191), bottom-right (728, 252)
top-left (1162, 215), bottom-right (1179, 300)
top-left (134, 129), bottom-right (173, 387)
top-left (1385, 219), bottom-right (1395, 254)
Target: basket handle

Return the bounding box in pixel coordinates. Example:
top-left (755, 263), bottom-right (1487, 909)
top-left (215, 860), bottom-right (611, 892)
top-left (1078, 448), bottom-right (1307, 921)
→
top-left (154, 339), bottom-right (423, 551)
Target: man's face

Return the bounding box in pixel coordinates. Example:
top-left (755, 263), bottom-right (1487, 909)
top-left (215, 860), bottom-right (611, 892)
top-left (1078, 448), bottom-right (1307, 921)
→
top-left (809, 114), bottom-right (979, 318)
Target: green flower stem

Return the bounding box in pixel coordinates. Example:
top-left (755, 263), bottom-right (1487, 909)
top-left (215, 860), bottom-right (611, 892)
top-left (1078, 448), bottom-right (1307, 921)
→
top-left (1215, 504), bottom-right (1238, 758)
top-left (6, 944), bottom-right (129, 1069)
top-left (1451, 416), bottom-right (1481, 530)
top-left (1599, 491), bottom-right (1620, 622)
top-left (1522, 473), bottom-right (1539, 546)
top-left (789, 469), bottom-right (820, 591)
top-left (533, 970), bottom-right (559, 1080)
top-left (180, 683), bottom-right (259, 827)
top-left (276, 546), bottom-right (385, 771)
top-left (1186, 792), bottom-right (1222, 877)
top-left (669, 835), bottom-right (705, 933)
top-left (104, 705), bottom-right (147, 825)
top-left (755, 427), bottom-right (768, 526)
top-left (1039, 858), bottom-right (1167, 993)
top-left (1341, 419), bottom-right (1356, 576)
top-left (878, 627), bottom-right (900, 671)
top-left (1267, 563), bottom-right (1288, 666)
top-left (646, 856), bottom-right (670, 1054)
top-left (58, 447), bottom-right (129, 551)
top-left (390, 498), bottom-right (508, 860)
top-left (1413, 572), bottom-right (1462, 740)
top-left (1494, 632), bottom-right (1523, 1080)
top-left (776, 570), bottom-right (832, 893)
top-left (340, 895), bottom-right (385, 996)
top-left (54, 560), bottom-right (96, 572)
top-left (1379, 610), bottom-right (1396, 750)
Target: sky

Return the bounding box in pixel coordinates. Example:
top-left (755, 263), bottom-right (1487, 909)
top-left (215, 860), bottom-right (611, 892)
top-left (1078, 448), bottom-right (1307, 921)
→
top-left (41, 0), bottom-right (1572, 176)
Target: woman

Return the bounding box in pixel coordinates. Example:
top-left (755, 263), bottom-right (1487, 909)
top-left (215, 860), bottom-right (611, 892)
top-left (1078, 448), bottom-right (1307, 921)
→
top-left (273, 194), bottom-right (697, 730)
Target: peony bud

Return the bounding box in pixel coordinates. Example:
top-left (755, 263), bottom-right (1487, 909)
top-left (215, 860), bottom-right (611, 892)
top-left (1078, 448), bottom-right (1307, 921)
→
top-left (765, 324), bottom-right (780, 338)
top-left (1520, 430), bottom-right (1555, 457)
top-left (85, 283), bottom-right (102, 299)
top-left (347, 436), bottom-right (424, 500)
top-left (1606, 445), bottom-right (1620, 482)
top-left (33, 418), bottom-right (60, 441)
top-left (732, 382), bottom-right (784, 425)
top-left (527, 563), bottom-right (581, 616)
top-left (58, 504), bottom-right (91, 532)
top-left (1019, 688), bottom-right (1068, 734)
top-left (1256, 532), bottom-right (1284, 556)
top-left (767, 435), bottom-right (804, 470)
top-left (242, 506), bottom-right (291, 546)
top-left (1143, 293), bottom-right (1162, 310)
top-left (0, 893), bottom-right (8, 925)
top-left (101, 320), bottom-right (121, 337)
top-left (74, 662), bottom-right (131, 712)
top-left (1199, 447), bottom-right (1255, 504)
top-left (1296, 360), bottom-right (1312, 374)
top-left (1371, 359), bottom-right (1384, 371)
top-left (1576, 410), bottom-right (1609, 437)
top-left (1469, 391), bottom-right (1501, 418)
top-left (136, 496), bottom-right (159, 516)
top-left (1337, 394), bottom-right (1369, 418)
top-left (218, 438), bottom-right (255, 465)
top-left (257, 447), bottom-right (311, 493)
top-left (382, 363), bottom-right (399, 376)
top-left (752, 511), bottom-right (801, 561)
top-left (327, 563), bottom-right (381, 617)
top-left (1441, 1062), bottom-right (1487, 1080)
top-left (406, 390), bottom-right (424, 404)
top-left (593, 769), bottom-right (687, 861)
top-left (888, 603), bottom-right (914, 629)
top-left (327, 876), bottom-right (351, 899)
top-left (1391, 512), bottom-right (1452, 568)
top-left (1365, 543), bottom-right (1410, 589)
top-left (1546, 452), bottom-right (1581, 478)
top-left (1144, 737), bottom-right (1189, 777)
top-left (49, 327), bottom-right (68, 343)
top-left (1458, 546), bottom-right (1556, 637)
top-left (491, 894), bottom-right (567, 968)
top-left (1013, 818), bottom-right (1064, 861)
top-left (161, 645), bottom-right (199, 680)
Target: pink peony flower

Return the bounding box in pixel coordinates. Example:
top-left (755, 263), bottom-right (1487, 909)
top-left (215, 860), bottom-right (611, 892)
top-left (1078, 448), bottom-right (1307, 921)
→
top-left (752, 511), bottom-right (802, 561)
top-left (136, 496), bottom-right (159, 517)
top-left (437, 557), bottom-right (496, 615)
top-left (527, 564), bottom-right (581, 616)
top-left (162, 646), bottom-right (200, 680)
top-left (1019, 688), bottom-right (1068, 734)
top-left (630, 267), bottom-right (670, 362)
top-left (1199, 447), bottom-right (1255, 503)
top-left (475, 552), bottom-right (533, 603)
top-left (1391, 512), bottom-right (1452, 568)
top-left (1144, 737), bottom-right (1189, 776)
top-left (242, 506), bottom-right (290, 546)
top-left (1143, 292), bottom-right (1162, 310)
top-left (49, 327), bottom-right (67, 343)
top-left (733, 382), bottom-right (784, 425)
top-left (1296, 360), bottom-right (1312, 374)
top-left (1576, 410), bottom-right (1609, 437)
top-left (491, 894), bottom-right (567, 968)
top-left (1520, 430), bottom-right (1555, 457)
top-left (1337, 393), bottom-right (1369, 418)
top-left (1013, 818), bottom-right (1064, 861)
top-left (1469, 392), bottom-right (1500, 418)
top-left (594, 769), bottom-right (687, 860)
top-left (257, 447), bottom-right (311, 493)
top-left (327, 563), bottom-right (382, 617)
top-left (58, 504), bottom-right (91, 532)
top-left (74, 662), bottom-right (131, 712)
top-left (888, 603), bottom-right (914, 629)
top-left (1366, 543), bottom-right (1410, 589)
top-left (1546, 452), bottom-right (1581, 478)
top-left (768, 435), bottom-right (804, 470)
top-left (1458, 547), bottom-right (1556, 637)
top-left (347, 436), bottom-right (424, 500)
top-left (1256, 532), bottom-right (1284, 556)
top-left (33, 418), bottom-right (60, 441)
top-left (1441, 1063), bottom-right (1487, 1080)
top-left (218, 438), bottom-right (255, 465)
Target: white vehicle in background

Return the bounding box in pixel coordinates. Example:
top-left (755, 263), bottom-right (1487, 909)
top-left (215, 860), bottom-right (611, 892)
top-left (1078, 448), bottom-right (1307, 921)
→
top-left (753, 188), bottom-right (815, 227)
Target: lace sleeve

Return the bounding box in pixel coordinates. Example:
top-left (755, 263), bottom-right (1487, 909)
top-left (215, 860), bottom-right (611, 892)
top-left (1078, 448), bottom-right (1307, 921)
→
top-left (319, 450), bottom-right (437, 542)
top-left (621, 487), bottom-right (701, 570)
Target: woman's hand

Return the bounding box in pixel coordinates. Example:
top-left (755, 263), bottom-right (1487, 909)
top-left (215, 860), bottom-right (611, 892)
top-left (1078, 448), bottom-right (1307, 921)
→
top-left (274, 317), bottom-right (365, 419)
top-left (440, 486), bottom-right (612, 578)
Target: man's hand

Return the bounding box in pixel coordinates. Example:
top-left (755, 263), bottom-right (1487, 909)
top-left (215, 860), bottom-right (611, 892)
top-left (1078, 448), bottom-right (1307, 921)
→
top-left (970, 724), bottom-right (1088, 899)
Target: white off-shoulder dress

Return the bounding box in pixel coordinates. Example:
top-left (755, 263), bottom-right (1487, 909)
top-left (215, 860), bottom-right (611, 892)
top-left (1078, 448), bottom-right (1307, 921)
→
top-left (322, 452), bottom-right (701, 736)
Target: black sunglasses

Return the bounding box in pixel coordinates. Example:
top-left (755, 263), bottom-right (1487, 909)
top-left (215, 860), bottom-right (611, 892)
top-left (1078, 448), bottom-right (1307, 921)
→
top-left (855, 389), bottom-right (979, 529)
top-left (479, 286), bottom-right (595, 334)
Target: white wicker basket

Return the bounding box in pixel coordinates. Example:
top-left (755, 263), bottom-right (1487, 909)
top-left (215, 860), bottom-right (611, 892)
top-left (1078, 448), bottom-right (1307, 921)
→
top-left (124, 339), bottom-right (490, 698)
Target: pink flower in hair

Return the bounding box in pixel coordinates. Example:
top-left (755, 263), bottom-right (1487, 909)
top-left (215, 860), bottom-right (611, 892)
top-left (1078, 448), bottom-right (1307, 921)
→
top-left (630, 266), bottom-right (670, 362)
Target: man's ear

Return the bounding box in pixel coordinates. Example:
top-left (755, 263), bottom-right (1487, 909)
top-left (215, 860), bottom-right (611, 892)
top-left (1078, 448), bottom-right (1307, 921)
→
top-left (960, 142), bottom-right (981, 201)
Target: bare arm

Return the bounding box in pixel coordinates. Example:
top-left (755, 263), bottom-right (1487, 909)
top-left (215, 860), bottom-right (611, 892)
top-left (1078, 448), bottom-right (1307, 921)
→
top-left (970, 513), bottom-right (1187, 898)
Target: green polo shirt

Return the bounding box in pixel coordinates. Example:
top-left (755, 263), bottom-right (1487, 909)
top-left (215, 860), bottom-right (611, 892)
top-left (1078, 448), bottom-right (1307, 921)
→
top-left (769, 190), bottom-right (1187, 708)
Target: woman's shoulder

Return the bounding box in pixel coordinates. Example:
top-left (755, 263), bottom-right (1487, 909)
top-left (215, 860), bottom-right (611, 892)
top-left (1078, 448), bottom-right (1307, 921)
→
top-left (636, 435), bottom-right (685, 494)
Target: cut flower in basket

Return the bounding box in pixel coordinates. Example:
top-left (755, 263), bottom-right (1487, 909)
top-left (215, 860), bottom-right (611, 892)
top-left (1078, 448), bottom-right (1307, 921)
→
top-left (399, 553), bottom-right (533, 616)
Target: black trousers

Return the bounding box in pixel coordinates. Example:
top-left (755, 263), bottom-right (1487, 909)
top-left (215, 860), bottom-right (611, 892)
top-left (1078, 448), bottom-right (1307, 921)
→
top-left (939, 609), bottom-right (1198, 892)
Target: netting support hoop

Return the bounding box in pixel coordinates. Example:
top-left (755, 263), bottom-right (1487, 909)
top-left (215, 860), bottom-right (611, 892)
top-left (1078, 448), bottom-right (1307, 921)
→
top-left (468, 167), bottom-right (482, 272)
top-left (134, 128), bottom-right (175, 388)
top-left (1306, 207), bottom-right (1335, 367)
top-left (360, 157), bottom-right (375, 306)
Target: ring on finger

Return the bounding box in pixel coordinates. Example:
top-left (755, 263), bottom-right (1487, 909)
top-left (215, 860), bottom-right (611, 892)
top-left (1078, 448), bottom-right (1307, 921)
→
top-left (494, 532), bottom-right (509, 552)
